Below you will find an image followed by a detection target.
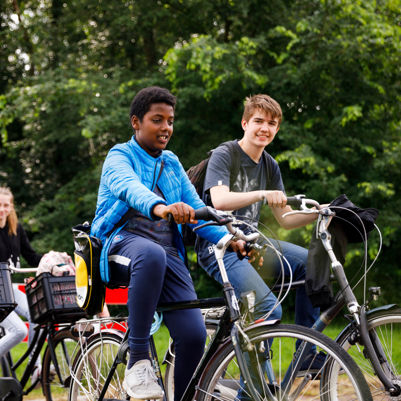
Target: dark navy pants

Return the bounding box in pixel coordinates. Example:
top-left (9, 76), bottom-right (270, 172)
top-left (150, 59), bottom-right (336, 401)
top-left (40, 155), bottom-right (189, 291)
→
top-left (108, 230), bottom-right (206, 401)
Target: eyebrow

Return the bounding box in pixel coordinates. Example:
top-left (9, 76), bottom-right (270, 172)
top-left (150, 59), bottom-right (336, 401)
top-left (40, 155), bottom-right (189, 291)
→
top-left (151, 113), bottom-right (174, 118)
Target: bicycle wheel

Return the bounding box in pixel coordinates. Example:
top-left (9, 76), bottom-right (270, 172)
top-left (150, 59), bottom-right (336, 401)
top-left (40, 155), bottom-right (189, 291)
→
top-left (197, 323), bottom-right (372, 401)
top-left (42, 328), bottom-right (80, 401)
top-left (328, 309), bottom-right (401, 400)
top-left (68, 330), bottom-right (126, 401)
top-left (164, 321), bottom-right (219, 401)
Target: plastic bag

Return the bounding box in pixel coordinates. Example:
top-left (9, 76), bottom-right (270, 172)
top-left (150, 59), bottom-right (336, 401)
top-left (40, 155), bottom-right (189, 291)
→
top-left (37, 251), bottom-right (76, 276)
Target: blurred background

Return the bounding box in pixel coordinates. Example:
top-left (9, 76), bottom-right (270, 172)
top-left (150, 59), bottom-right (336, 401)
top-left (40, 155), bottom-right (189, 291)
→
top-left (1, 0), bottom-right (400, 305)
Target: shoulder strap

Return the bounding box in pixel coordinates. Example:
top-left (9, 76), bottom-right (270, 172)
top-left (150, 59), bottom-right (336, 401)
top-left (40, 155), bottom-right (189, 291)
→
top-left (219, 140), bottom-right (241, 190)
top-left (261, 149), bottom-right (271, 185)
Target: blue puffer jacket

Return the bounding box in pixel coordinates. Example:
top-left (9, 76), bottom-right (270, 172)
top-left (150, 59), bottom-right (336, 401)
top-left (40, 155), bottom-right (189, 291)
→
top-left (91, 136), bottom-right (228, 283)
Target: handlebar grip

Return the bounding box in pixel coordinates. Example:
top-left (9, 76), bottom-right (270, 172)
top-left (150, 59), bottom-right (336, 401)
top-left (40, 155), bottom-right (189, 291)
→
top-left (286, 196), bottom-right (303, 208)
top-left (194, 207), bottom-right (213, 221)
top-left (194, 207), bottom-right (233, 226)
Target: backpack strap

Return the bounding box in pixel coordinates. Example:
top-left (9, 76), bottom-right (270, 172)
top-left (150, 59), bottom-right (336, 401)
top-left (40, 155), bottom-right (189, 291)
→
top-left (222, 141), bottom-right (272, 191)
top-left (218, 140), bottom-right (241, 190)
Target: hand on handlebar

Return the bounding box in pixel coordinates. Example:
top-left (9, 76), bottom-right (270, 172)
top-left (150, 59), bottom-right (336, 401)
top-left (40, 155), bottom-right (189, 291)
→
top-left (260, 190), bottom-right (287, 208)
top-left (153, 202), bottom-right (198, 225)
top-left (230, 239), bottom-right (247, 257)
top-left (247, 247), bottom-right (264, 267)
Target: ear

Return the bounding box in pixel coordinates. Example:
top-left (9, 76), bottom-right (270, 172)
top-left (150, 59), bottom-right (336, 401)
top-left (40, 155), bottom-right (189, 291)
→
top-left (241, 119), bottom-right (247, 131)
top-left (131, 115), bottom-right (140, 131)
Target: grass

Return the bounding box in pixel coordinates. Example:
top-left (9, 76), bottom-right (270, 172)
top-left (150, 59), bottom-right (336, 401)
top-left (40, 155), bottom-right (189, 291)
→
top-left (10, 319), bottom-right (399, 400)
top-left (8, 344), bottom-right (45, 399)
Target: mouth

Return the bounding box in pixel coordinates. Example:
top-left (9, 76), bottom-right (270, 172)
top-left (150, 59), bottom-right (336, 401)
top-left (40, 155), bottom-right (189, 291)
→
top-left (157, 134), bottom-right (169, 144)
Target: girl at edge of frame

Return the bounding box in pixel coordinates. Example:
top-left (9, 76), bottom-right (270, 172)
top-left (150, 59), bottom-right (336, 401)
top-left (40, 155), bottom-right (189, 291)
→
top-left (0, 185), bottom-right (42, 386)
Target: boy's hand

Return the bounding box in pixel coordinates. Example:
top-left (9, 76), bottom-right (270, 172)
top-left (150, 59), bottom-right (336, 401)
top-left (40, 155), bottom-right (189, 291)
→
top-left (230, 239), bottom-right (247, 256)
top-left (153, 202), bottom-right (198, 224)
top-left (248, 248), bottom-right (264, 267)
top-left (261, 190), bottom-right (287, 208)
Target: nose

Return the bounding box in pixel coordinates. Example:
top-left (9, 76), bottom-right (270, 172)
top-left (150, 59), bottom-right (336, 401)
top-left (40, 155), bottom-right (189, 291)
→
top-left (161, 120), bottom-right (171, 132)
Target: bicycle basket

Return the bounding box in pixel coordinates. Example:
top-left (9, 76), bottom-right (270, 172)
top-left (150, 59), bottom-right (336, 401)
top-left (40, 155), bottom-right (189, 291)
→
top-left (0, 263), bottom-right (16, 322)
top-left (26, 272), bottom-right (87, 324)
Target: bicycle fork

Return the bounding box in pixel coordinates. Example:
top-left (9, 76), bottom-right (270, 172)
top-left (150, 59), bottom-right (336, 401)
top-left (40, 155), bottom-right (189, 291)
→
top-left (320, 219), bottom-right (401, 397)
top-left (359, 305), bottom-right (401, 396)
top-left (231, 322), bottom-right (278, 401)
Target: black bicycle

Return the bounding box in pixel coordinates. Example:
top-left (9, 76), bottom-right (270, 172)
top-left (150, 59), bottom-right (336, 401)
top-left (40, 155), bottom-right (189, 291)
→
top-left (68, 206), bottom-right (372, 401)
top-left (283, 195), bottom-right (401, 400)
top-left (0, 262), bottom-right (86, 401)
top-left (163, 195), bottom-right (401, 400)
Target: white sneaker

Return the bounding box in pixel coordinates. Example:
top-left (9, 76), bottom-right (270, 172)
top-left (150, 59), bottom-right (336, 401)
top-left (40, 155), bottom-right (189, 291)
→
top-left (31, 365), bottom-right (41, 389)
top-left (123, 359), bottom-right (164, 399)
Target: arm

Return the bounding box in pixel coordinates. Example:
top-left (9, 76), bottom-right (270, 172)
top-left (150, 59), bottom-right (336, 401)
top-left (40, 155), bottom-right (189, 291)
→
top-left (210, 185), bottom-right (286, 210)
top-left (210, 186), bottom-right (317, 229)
top-left (270, 204), bottom-right (318, 229)
top-left (19, 225), bottom-right (42, 266)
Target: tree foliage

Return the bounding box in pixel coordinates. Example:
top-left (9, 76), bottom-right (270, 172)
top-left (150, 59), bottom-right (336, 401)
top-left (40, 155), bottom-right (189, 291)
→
top-left (0, 0), bottom-right (400, 301)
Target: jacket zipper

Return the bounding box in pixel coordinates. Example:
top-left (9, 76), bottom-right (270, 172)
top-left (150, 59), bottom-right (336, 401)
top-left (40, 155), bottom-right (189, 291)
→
top-left (151, 159), bottom-right (164, 190)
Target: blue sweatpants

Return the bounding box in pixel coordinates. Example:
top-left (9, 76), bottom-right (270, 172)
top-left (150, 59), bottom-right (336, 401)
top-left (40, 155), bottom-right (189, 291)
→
top-left (108, 230), bottom-right (206, 401)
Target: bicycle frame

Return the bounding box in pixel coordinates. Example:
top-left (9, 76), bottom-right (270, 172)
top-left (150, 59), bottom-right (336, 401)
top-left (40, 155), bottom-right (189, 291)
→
top-left (310, 208), bottom-right (401, 396)
top-left (2, 323), bottom-right (72, 396)
top-left (3, 325), bottom-right (46, 394)
top-left (94, 226), bottom-right (315, 401)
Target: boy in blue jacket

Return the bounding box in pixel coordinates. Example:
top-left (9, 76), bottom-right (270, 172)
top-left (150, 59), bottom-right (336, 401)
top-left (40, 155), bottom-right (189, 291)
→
top-left (91, 86), bottom-right (244, 400)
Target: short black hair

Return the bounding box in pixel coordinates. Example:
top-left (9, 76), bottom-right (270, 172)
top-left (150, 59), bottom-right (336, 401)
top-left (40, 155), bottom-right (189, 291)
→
top-left (129, 86), bottom-right (176, 121)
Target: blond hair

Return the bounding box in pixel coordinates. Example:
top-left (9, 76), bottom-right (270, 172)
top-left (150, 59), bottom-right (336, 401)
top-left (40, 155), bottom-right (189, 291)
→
top-left (242, 94), bottom-right (282, 124)
top-left (0, 186), bottom-right (18, 236)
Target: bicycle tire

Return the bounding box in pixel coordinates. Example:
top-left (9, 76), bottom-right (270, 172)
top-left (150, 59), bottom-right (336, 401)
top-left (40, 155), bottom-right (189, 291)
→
top-left (68, 330), bottom-right (126, 401)
top-left (325, 309), bottom-right (401, 400)
top-left (196, 323), bottom-right (372, 401)
top-left (42, 328), bottom-right (79, 401)
top-left (164, 321), bottom-right (219, 401)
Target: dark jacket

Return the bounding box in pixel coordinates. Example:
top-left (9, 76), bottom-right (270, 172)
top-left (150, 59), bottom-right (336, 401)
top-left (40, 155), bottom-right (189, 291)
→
top-left (305, 222), bottom-right (348, 309)
top-left (0, 223), bottom-right (42, 267)
top-left (305, 194), bottom-right (379, 309)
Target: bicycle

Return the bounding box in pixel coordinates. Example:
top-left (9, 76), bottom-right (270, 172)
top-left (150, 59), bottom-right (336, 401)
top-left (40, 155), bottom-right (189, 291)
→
top-left (0, 262), bottom-right (86, 401)
top-left (68, 206), bottom-right (373, 401)
top-left (163, 195), bottom-right (401, 400)
top-left (280, 195), bottom-right (401, 399)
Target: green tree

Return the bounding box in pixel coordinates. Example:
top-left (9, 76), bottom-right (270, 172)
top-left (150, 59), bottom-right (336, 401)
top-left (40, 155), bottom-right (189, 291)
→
top-left (0, 0), bottom-right (400, 301)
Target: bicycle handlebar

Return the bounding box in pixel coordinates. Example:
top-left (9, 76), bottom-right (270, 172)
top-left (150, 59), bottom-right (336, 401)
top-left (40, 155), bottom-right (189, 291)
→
top-left (194, 206), bottom-right (233, 225)
top-left (286, 195), bottom-right (305, 208)
top-left (8, 265), bottom-right (38, 273)
top-left (282, 195), bottom-right (328, 219)
top-left (193, 206), bottom-right (259, 243)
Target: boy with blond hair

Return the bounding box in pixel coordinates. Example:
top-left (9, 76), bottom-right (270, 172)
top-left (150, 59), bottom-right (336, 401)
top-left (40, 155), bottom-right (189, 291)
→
top-left (197, 94), bottom-right (323, 369)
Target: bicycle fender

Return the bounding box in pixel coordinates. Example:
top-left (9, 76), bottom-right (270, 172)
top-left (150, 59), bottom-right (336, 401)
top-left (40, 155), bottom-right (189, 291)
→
top-left (245, 319), bottom-right (281, 331)
top-left (335, 303), bottom-right (401, 343)
top-left (365, 303), bottom-right (400, 315)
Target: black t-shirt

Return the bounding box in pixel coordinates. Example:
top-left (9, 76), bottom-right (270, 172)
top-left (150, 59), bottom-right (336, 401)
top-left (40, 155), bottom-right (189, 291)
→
top-left (196, 140), bottom-right (285, 266)
top-left (0, 223), bottom-right (43, 267)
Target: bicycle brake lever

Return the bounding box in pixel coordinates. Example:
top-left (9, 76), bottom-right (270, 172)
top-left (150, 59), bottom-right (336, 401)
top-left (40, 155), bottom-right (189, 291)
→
top-left (282, 210), bottom-right (319, 218)
top-left (193, 221), bottom-right (219, 231)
